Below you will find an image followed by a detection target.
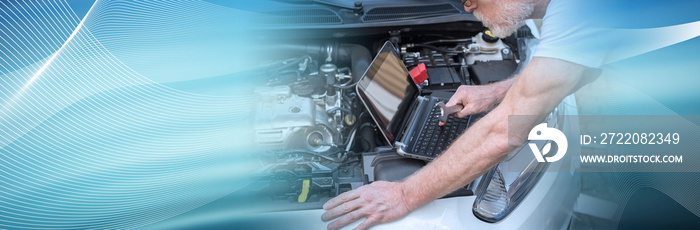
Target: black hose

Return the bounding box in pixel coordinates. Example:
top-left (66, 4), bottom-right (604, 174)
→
top-left (327, 107), bottom-right (352, 115)
top-left (332, 159), bottom-right (361, 174)
top-left (409, 44), bottom-right (464, 54)
top-left (424, 38), bottom-right (472, 45)
top-left (358, 122), bottom-right (377, 152)
top-left (331, 81), bottom-right (358, 89)
top-left (336, 43), bottom-right (371, 83)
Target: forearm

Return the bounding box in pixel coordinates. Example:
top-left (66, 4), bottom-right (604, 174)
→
top-left (490, 76), bottom-right (517, 103)
top-left (401, 100), bottom-right (512, 209)
top-left (400, 57), bottom-right (586, 210)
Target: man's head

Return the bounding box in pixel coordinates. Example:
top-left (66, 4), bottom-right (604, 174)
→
top-left (462, 0), bottom-right (541, 38)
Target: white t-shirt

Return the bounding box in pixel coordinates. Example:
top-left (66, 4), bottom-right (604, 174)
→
top-left (533, 0), bottom-right (607, 68)
top-left (534, 0), bottom-right (700, 68)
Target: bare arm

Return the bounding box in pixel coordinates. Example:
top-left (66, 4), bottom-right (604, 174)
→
top-left (322, 57), bottom-right (588, 230)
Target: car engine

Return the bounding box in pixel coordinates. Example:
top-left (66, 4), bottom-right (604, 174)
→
top-left (248, 42), bottom-right (372, 204)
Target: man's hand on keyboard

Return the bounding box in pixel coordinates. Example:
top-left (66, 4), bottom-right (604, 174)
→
top-left (439, 79), bottom-right (514, 126)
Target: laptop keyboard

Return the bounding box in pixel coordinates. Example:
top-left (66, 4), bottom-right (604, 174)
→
top-left (412, 104), bottom-right (470, 157)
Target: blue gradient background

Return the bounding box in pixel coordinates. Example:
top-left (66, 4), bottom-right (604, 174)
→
top-left (0, 0), bottom-right (699, 229)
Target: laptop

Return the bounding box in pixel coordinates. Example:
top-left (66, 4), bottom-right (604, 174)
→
top-left (356, 41), bottom-right (472, 161)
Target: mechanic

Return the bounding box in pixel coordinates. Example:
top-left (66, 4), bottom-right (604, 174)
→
top-left (322, 0), bottom-right (602, 229)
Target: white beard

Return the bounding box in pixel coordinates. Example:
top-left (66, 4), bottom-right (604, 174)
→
top-left (473, 0), bottom-right (535, 38)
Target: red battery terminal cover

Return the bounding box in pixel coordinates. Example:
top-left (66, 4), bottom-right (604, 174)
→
top-left (409, 63), bottom-right (428, 85)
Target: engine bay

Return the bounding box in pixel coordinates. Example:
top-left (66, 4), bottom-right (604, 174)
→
top-left (242, 22), bottom-right (530, 210)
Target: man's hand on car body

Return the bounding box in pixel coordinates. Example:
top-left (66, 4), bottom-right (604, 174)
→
top-left (321, 181), bottom-right (411, 230)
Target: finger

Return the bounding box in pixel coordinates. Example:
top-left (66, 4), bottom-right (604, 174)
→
top-left (353, 216), bottom-right (380, 230)
top-left (438, 121), bottom-right (446, 126)
top-left (328, 208), bottom-right (367, 230)
top-left (445, 97), bottom-right (461, 108)
top-left (322, 199), bottom-right (363, 221)
top-left (446, 87), bottom-right (467, 107)
top-left (454, 104), bottom-right (473, 118)
top-left (323, 190), bottom-right (360, 210)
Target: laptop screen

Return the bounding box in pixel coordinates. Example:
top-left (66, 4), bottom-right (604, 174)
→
top-left (356, 42), bottom-right (419, 143)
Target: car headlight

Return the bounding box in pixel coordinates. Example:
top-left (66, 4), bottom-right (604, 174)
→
top-left (472, 103), bottom-right (565, 222)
